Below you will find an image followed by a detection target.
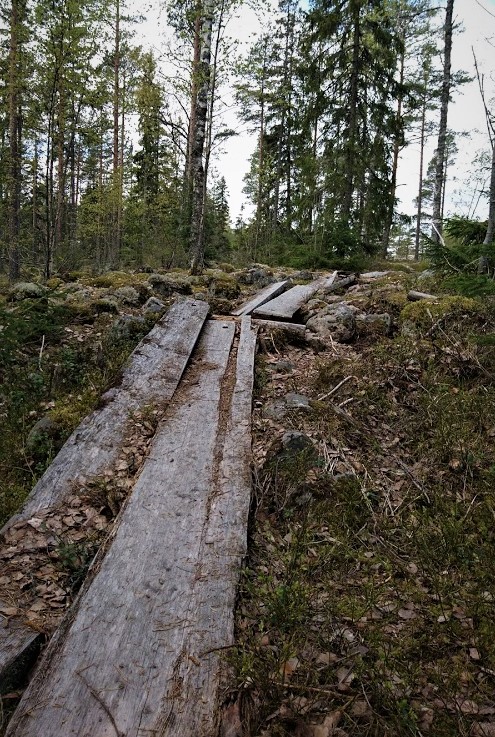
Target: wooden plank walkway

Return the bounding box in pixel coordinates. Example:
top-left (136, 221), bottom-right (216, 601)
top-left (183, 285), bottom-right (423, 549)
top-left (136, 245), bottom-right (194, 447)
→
top-left (253, 272), bottom-right (337, 321)
top-left (6, 317), bottom-right (257, 737)
top-left (2, 299), bottom-right (209, 531)
top-left (232, 279), bottom-right (290, 316)
top-left (0, 299), bottom-right (208, 694)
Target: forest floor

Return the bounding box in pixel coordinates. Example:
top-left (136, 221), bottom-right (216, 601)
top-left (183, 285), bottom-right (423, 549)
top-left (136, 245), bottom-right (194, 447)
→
top-left (227, 271), bottom-right (495, 737)
top-left (1, 266), bottom-right (495, 736)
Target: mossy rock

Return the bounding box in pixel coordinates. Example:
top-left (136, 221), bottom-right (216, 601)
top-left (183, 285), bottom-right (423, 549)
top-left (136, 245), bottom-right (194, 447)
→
top-left (26, 415), bottom-right (63, 459)
top-left (46, 277), bottom-right (65, 289)
top-left (94, 297), bottom-right (119, 314)
top-left (215, 262), bottom-right (237, 273)
top-left (208, 296), bottom-right (235, 315)
top-left (113, 286), bottom-right (141, 305)
top-left (85, 271), bottom-right (147, 289)
top-left (400, 296), bottom-right (481, 329)
top-left (148, 273), bottom-right (193, 297)
top-left (65, 301), bottom-right (97, 323)
top-left (10, 282), bottom-right (48, 301)
top-left (206, 271), bottom-right (240, 300)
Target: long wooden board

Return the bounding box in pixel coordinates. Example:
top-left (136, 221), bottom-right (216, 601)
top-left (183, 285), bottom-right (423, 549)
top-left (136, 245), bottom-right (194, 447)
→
top-left (2, 299), bottom-right (209, 532)
top-left (254, 272), bottom-right (337, 321)
top-left (0, 299), bottom-right (209, 694)
top-left (232, 279), bottom-right (290, 316)
top-left (6, 318), bottom-right (257, 737)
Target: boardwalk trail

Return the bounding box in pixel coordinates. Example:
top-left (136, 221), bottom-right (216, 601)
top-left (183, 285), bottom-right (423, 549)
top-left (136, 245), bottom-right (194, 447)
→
top-left (2, 278), bottom-right (332, 736)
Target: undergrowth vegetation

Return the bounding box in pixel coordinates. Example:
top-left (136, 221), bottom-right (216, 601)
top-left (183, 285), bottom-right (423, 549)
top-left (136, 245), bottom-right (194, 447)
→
top-left (0, 296), bottom-right (151, 527)
top-left (233, 298), bottom-right (495, 736)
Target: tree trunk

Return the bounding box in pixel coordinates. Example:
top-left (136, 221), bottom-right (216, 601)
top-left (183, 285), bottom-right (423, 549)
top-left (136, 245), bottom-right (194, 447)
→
top-left (414, 93), bottom-right (427, 260)
top-left (112, 0), bottom-right (121, 268)
top-left (189, 0), bottom-right (215, 275)
top-left (8, 0), bottom-right (22, 282)
top-left (431, 0), bottom-right (454, 243)
top-left (382, 44), bottom-right (405, 258)
top-left (186, 0), bottom-right (202, 184)
top-left (483, 142), bottom-right (495, 246)
top-left (342, 6), bottom-right (360, 222)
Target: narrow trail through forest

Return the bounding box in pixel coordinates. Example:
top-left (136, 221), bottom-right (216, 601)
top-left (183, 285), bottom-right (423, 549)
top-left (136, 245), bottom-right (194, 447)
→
top-left (2, 269), bottom-right (495, 737)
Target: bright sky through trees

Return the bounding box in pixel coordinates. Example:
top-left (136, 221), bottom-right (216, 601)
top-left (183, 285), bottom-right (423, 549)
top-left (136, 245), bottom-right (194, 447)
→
top-left (133, 0), bottom-right (495, 224)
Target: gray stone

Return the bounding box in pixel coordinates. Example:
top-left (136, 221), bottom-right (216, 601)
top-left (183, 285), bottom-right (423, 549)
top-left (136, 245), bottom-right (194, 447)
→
top-left (64, 287), bottom-right (93, 303)
top-left (281, 431), bottom-right (314, 455)
top-left (148, 273), bottom-right (193, 297)
top-left (26, 416), bottom-right (61, 455)
top-left (300, 298), bottom-right (328, 320)
top-left (143, 296), bottom-right (165, 314)
top-left (114, 286), bottom-right (140, 305)
top-left (292, 270), bottom-right (314, 282)
top-left (111, 315), bottom-right (147, 339)
top-left (306, 303), bottom-right (359, 343)
top-left (11, 282), bottom-right (48, 300)
top-left (264, 399), bottom-right (288, 421)
top-left (272, 360), bottom-right (294, 374)
top-left (237, 267), bottom-right (275, 287)
top-left (417, 269), bottom-right (436, 282)
top-left (360, 271), bottom-right (391, 280)
top-left (355, 312), bottom-right (391, 336)
top-left (401, 320), bottom-right (417, 339)
top-left (207, 277), bottom-right (240, 300)
top-left (285, 393), bottom-right (311, 410)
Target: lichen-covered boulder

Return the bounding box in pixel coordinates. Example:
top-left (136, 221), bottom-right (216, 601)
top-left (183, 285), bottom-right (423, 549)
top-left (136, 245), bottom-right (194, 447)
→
top-left (306, 303), bottom-right (360, 343)
top-left (205, 271), bottom-right (241, 300)
top-left (356, 312), bottom-right (391, 337)
top-left (26, 415), bottom-right (62, 457)
top-left (10, 282), bottom-right (48, 300)
top-left (142, 296), bottom-right (165, 314)
top-left (291, 270), bottom-right (314, 282)
top-left (114, 286), bottom-right (140, 305)
top-left (148, 273), bottom-right (193, 297)
top-left (237, 267), bottom-right (275, 287)
top-left (111, 315), bottom-right (147, 339)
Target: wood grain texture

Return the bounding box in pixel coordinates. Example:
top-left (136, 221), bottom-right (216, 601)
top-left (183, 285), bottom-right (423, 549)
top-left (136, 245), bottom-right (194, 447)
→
top-left (2, 299), bottom-right (209, 533)
top-left (253, 273), bottom-right (337, 320)
top-left (253, 319), bottom-right (306, 340)
top-left (7, 318), bottom-right (257, 737)
top-left (232, 280), bottom-right (290, 316)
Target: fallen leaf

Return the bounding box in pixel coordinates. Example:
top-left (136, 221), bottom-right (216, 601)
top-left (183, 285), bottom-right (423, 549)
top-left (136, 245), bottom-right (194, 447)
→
top-left (398, 608), bottom-right (416, 620)
top-left (0, 606), bottom-right (18, 617)
top-left (471, 724), bottom-right (495, 737)
top-left (281, 657), bottom-right (299, 678)
top-left (311, 711), bottom-right (343, 737)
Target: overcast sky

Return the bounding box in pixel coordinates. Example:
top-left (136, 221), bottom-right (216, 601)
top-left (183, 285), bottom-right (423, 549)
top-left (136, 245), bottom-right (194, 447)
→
top-left (135, 0), bottom-right (495, 223)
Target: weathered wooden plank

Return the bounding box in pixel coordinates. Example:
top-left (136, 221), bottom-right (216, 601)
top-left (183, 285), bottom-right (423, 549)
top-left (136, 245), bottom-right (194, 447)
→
top-left (253, 318), bottom-right (307, 340)
top-left (408, 290), bottom-right (438, 301)
top-left (232, 280), bottom-right (291, 316)
top-left (2, 298), bottom-right (209, 532)
top-left (254, 272), bottom-right (338, 320)
top-left (0, 602), bottom-right (43, 695)
top-left (6, 318), bottom-right (256, 737)
top-left (0, 299), bottom-right (209, 698)
top-left (322, 274), bottom-right (356, 293)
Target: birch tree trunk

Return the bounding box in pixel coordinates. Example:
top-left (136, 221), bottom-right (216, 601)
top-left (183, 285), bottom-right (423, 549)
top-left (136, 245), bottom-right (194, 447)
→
top-left (483, 141), bottom-right (495, 246)
top-left (431, 0), bottom-right (454, 243)
top-left (189, 0), bottom-right (215, 275)
top-left (342, 6), bottom-right (360, 223)
top-left (414, 96), bottom-right (426, 260)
